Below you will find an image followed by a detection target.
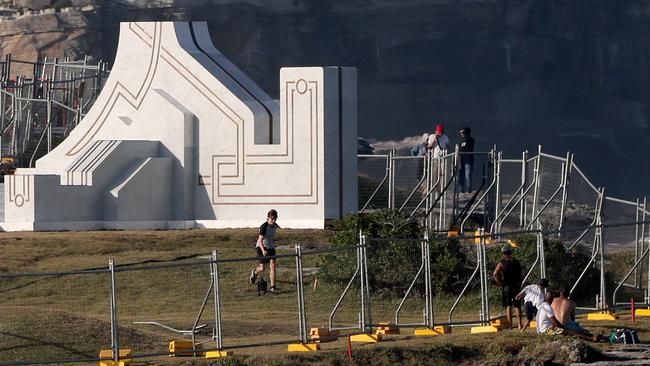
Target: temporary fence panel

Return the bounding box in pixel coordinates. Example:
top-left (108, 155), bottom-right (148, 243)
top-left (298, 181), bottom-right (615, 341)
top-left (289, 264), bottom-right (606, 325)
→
top-left (217, 248), bottom-right (301, 351)
top-left (364, 237), bottom-right (429, 330)
top-left (0, 268), bottom-right (109, 364)
top-left (533, 154), bottom-right (567, 231)
top-left (393, 156), bottom-right (426, 214)
top-left (323, 242), bottom-right (367, 333)
top-left (114, 258), bottom-right (215, 360)
top-left (563, 162), bottom-right (601, 243)
top-left (494, 158), bottom-right (525, 231)
top-left (603, 198), bottom-right (644, 306)
top-left (358, 155), bottom-right (390, 211)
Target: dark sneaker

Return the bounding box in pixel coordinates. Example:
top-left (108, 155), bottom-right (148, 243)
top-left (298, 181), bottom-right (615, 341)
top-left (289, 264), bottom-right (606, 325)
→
top-left (249, 269), bottom-right (257, 284)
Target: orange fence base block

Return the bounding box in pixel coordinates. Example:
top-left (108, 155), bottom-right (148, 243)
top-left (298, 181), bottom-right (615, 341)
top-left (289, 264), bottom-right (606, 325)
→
top-left (587, 312), bottom-right (619, 321)
top-left (287, 343), bottom-right (320, 352)
top-left (350, 333), bottom-right (381, 343)
top-left (205, 350), bottom-right (233, 358)
top-left (470, 325), bottom-right (500, 334)
top-left (635, 309), bottom-right (650, 317)
top-left (414, 325), bottom-right (449, 336)
top-left (375, 322), bottom-right (400, 335)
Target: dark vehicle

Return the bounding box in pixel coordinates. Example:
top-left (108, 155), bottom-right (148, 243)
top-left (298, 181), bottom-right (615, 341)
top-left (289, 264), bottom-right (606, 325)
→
top-left (0, 156), bottom-right (16, 176)
top-left (358, 137), bottom-right (374, 155)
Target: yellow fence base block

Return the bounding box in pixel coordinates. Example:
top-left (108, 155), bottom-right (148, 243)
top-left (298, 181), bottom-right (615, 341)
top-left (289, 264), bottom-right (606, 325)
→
top-left (489, 317), bottom-right (509, 330)
top-left (169, 340), bottom-right (203, 357)
top-left (529, 320), bottom-right (537, 329)
top-left (587, 312), bottom-right (619, 321)
top-left (99, 361), bottom-right (129, 366)
top-left (635, 309), bottom-right (650, 317)
top-left (309, 327), bottom-right (338, 343)
top-left (98, 349), bottom-right (132, 366)
top-left (310, 327), bottom-right (332, 337)
top-left (375, 322), bottom-right (400, 335)
top-left (470, 325), bottom-right (500, 334)
top-left (205, 350), bottom-right (233, 358)
top-left (414, 325), bottom-right (450, 336)
top-left (287, 343), bottom-right (320, 352)
top-left (350, 333), bottom-right (381, 343)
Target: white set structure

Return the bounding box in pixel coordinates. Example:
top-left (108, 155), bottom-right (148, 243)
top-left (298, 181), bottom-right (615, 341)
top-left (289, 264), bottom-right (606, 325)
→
top-left (2, 22), bottom-right (358, 231)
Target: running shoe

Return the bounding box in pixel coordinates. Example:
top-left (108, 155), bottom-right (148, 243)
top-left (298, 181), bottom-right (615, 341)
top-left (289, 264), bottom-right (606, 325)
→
top-left (249, 269), bottom-right (257, 284)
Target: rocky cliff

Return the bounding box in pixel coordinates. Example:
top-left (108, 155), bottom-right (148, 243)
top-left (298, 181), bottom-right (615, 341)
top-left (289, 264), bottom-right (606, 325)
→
top-left (1, 0), bottom-right (648, 198)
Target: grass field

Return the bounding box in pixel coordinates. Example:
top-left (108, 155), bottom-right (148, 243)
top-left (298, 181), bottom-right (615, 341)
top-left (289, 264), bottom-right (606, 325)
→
top-left (0, 229), bottom-right (648, 365)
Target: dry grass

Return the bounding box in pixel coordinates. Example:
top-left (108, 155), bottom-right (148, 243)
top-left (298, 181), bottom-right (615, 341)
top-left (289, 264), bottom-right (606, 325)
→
top-left (0, 228), bottom-right (648, 365)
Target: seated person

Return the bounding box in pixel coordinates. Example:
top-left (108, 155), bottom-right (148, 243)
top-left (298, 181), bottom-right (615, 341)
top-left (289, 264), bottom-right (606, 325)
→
top-left (552, 288), bottom-right (585, 333)
top-left (536, 291), bottom-right (598, 342)
top-left (516, 278), bottom-right (549, 330)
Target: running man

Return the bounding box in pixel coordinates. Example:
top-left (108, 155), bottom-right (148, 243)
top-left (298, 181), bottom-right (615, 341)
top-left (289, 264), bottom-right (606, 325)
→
top-left (249, 209), bottom-right (280, 292)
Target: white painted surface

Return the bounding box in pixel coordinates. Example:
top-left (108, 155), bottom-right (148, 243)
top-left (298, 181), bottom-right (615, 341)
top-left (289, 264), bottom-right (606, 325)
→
top-left (1, 21), bottom-right (358, 231)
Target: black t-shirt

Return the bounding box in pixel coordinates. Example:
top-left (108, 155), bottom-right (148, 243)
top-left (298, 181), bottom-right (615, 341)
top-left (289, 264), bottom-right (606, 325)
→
top-left (459, 136), bottom-right (475, 165)
top-left (258, 221), bottom-right (279, 249)
top-left (501, 258), bottom-right (522, 288)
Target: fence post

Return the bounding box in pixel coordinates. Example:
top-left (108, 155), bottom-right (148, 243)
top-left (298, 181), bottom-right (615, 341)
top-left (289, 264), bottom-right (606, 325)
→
top-left (212, 250), bottom-right (223, 349)
top-left (387, 150), bottom-right (394, 209)
top-left (538, 231), bottom-right (546, 279)
top-left (422, 231), bottom-right (434, 329)
top-left (558, 152), bottom-right (572, 237)
top-left (362, 234), bottom-right (372, 333)
top-left (109, 259), bottom-right (120, 362)
top-left (46, 97), bottom-right (52, 153)
top-left (530, 146), bottom-right (542, 227)
top-left (520, 151), bottom-right (528, 228)
top-left (494, 151), bottom-right (502, 231)
top-left (357, 233), bottom-right (372, 333)
top-left (597, 188), bottom-right (606, 310)
top-left (642, 197), bottom-right (647, 293)
top-left (424, 153), bottom-right (431, 230)
top-left (294, 244), bottom-right (308, 343)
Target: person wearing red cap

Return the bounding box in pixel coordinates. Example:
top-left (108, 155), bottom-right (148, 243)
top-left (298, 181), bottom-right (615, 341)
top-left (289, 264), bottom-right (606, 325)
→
top-left (427, 124), bottom-right (450, 158)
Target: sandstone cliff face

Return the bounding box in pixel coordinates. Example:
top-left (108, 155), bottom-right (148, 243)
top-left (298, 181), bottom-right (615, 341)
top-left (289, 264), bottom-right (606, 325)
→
top-left (0, 0), bottom-right (648, 198)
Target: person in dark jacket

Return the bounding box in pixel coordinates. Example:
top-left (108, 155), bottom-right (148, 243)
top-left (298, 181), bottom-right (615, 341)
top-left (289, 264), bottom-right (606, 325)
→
top-left (458, 127), bottom-right (475, 193)
top-left (493, 245), bottom-right (523, 329)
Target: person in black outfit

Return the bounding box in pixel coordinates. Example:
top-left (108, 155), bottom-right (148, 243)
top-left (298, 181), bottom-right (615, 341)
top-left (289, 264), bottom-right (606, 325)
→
top-left (458, 127), bottom-right (475, 193)
top-left (492, 245), bottom-right (523, 329)
top-left (249, 209), bottom-right (280, 292)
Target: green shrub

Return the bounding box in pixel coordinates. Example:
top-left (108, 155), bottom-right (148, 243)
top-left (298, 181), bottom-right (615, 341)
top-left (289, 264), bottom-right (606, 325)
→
top-left (318, 209), bottom-right (465, 296)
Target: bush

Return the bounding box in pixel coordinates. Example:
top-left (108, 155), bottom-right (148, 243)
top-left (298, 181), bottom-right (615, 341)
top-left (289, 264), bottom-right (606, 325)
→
top-left (318, 209), bottom-right (466, 296)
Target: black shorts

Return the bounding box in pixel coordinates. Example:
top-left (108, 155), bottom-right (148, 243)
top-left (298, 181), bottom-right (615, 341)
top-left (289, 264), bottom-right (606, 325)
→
top-left (256, 247), bottom-right (276, 264)
top-left (525, 301), bottom-right (538, 321)
top-left (501, 285), bottom-right (521, 308)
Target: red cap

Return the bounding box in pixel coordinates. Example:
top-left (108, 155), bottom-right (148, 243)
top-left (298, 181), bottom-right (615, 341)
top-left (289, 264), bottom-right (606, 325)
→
top-left (435, 124), bottom-right (444, 135)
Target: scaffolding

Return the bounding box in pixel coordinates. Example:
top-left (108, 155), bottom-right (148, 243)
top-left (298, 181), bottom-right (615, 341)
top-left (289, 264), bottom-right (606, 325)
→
top-left (0, 54), bottom-right (109, 167)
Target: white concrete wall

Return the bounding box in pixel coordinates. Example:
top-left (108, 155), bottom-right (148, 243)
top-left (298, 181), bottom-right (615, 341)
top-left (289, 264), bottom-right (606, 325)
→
top-left (1, 21), bottom-right (358, 231)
